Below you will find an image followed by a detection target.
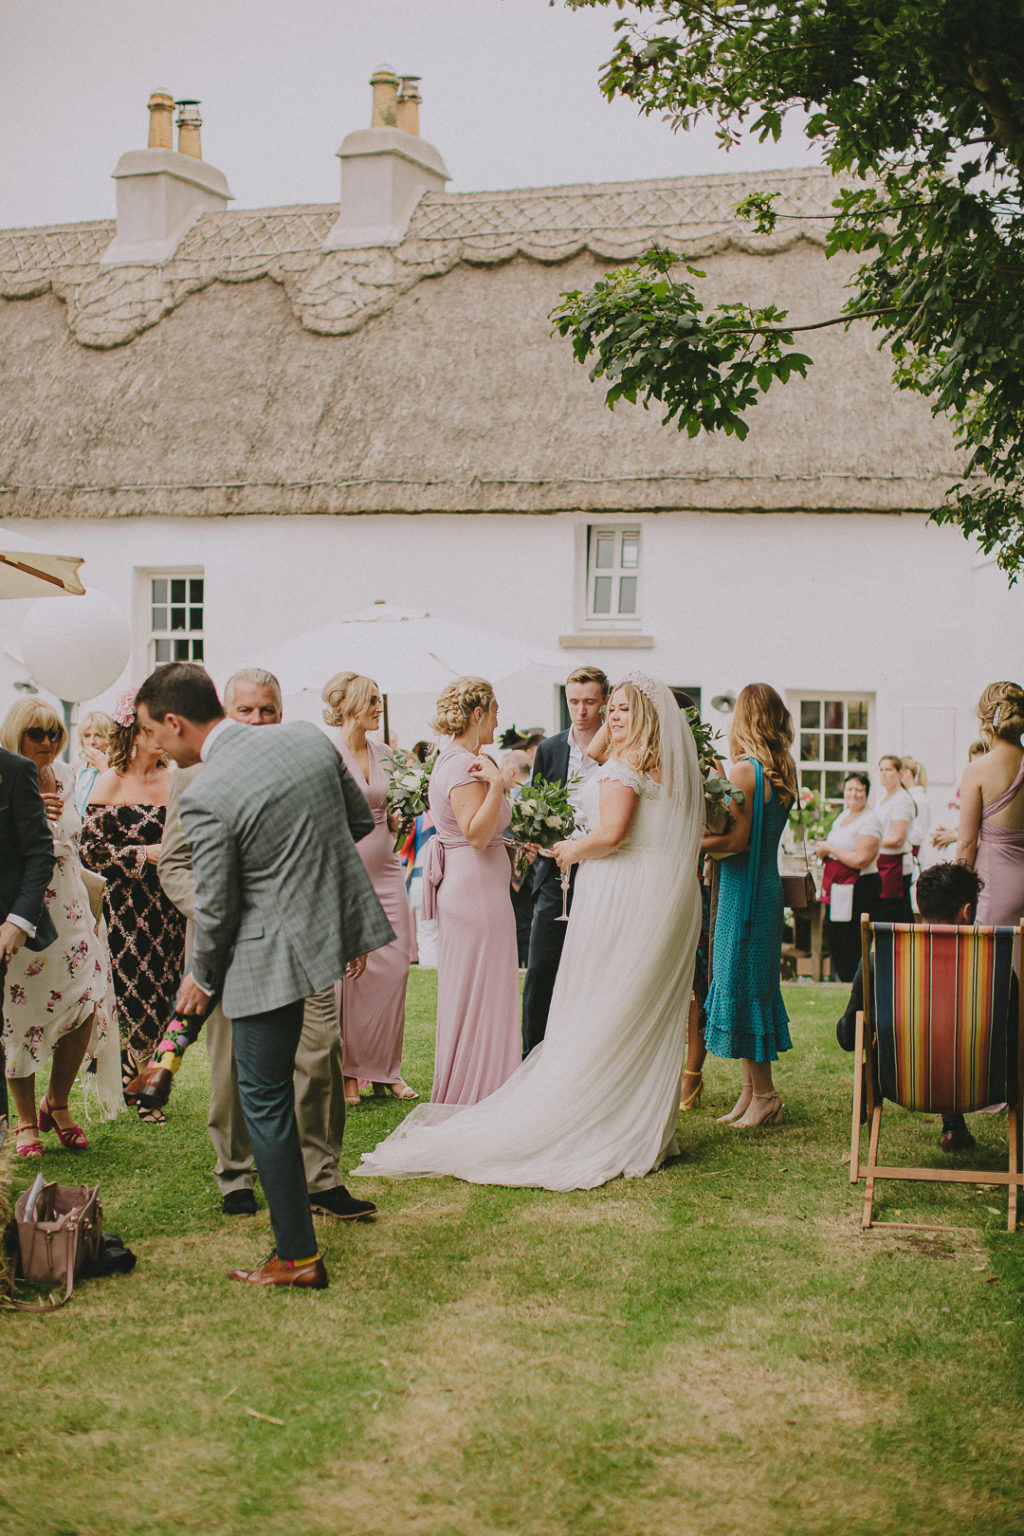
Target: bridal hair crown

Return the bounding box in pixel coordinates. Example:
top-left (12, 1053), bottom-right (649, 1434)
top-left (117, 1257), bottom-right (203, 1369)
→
top-left (112, 688), bottom-right (138, 729)
top-left (620, 669), bottom-right (659, 704)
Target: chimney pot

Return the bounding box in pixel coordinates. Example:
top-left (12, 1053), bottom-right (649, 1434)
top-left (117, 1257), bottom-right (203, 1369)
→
top-left (369, 66), bottom-right (400, 128)
top-left (147, 91), bottom-right (175, 150)
top-left (176, 100), bottom-right (203, 159)
top-left (396, 76), bottom-right (421, 136)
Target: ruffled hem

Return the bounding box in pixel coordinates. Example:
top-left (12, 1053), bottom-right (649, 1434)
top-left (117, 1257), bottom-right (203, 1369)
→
top-left (703, 984), bottom-right (792, 1063)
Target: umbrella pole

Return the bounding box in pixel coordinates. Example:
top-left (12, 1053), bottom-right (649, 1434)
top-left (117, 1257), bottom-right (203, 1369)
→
top-left (382, 693), bottom-right (390, 747)
top-left (60, 699), bottom-right (73, 763)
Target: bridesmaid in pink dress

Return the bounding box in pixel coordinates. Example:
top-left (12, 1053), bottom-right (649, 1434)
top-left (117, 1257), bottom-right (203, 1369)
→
top-left (323, 672), bottom-right (414, 1106)
top-left (421, 676), bottom-right (521, 1105)
top-left (958, 681), bottom-right (1024, 931)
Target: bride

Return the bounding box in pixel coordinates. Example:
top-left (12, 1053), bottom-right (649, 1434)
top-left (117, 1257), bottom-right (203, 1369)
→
top-left (350, 671), bottom-right (704, 1191)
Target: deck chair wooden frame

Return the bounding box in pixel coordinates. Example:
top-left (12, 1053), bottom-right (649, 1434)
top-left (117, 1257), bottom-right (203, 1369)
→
top-left (850, 913), bottom-right (1024, 1232)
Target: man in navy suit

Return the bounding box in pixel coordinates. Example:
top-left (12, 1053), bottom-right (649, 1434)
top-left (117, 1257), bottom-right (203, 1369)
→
top-left (0, 744), bottom-right (57, 1121)
top-left (521, 666), bottom-right (609, 1056)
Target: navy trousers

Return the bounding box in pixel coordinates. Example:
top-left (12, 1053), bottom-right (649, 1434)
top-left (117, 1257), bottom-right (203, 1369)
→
top-left (231, 1000), bottom-right (317, 1262)
top-left (520, 866), bottom-right (578, 1056)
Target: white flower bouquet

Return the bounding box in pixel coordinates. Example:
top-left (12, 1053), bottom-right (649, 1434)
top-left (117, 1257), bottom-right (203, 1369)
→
top-left (508, 775), bottom-right (577, 849)
top-left (385, 749), bottom-right (435, 851)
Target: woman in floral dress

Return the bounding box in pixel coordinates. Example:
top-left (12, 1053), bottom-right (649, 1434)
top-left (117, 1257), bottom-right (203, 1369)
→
top-left (81, 688), bottom-right (185, 1123)
top-left (1, 700), bottom-right (118, 1158)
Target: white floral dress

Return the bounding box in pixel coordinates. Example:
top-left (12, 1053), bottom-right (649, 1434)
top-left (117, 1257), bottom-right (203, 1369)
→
top-left (3, 759), bottom-right (117, 1100)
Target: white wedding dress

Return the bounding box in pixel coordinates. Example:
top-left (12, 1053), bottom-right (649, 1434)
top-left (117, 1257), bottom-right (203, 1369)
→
top-left (351, 674), bottom-right (705, 1192)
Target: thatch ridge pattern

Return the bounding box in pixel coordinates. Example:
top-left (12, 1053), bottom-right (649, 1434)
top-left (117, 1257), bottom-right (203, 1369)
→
top-left (0, 168), bottom-right (835, 351)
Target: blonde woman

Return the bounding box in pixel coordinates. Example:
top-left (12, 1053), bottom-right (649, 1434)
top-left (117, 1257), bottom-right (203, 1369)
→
top-left (322, 671), bottom-right (414, 1107)
top-left (957, 681), bottom-right (1024, 926)
top-left (74, 710), bottom-right (113, 817)
top-left (418, 676), bottom-right (521, 1105)
top-left (1, 700), bottom-right (118, 1156)
top-left (352, 673), bottom-right (704, 1190)
top-left (80, 688), bottom-right (185, 1121)
top-left (702, 683), bottom-right (797, 1128)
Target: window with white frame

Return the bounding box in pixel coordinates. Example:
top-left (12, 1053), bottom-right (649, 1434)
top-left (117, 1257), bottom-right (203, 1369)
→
top-left (793, 694), bottom-right (872, 809)
top-left (586, 525), bottom-right (640, 621)
top-left (149, 573), bottom-right (205, 666)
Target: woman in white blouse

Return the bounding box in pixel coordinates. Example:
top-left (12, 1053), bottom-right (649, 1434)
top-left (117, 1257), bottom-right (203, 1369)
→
top-left (815, 771), bottom-right (882, 983)
top-left (875, 755), bottom-right (916, 921)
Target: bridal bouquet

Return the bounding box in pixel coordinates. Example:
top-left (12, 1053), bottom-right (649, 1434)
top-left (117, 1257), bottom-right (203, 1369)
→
top-left (385, 749), bottom-right (435, 851)
top-left (685, 707), bottom-right (746, 833)
top-left (508, 775), bottom-right (576, 849)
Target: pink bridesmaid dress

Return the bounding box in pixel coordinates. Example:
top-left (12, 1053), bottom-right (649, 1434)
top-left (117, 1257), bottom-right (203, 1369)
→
top-left (337, 737), bottom-right (413, 1085)
top-left (975, 753), bottom-right (1024, 928)
top-left (421, 744), bottom-right (521, 1105)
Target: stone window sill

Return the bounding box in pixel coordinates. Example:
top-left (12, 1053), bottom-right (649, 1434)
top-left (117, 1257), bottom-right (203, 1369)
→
top-left (558, 633), bottom-right (654, 650)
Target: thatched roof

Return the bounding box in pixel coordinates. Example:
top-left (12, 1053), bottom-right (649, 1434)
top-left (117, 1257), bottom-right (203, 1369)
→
top-left (0, 167), bottom-right (960, 519)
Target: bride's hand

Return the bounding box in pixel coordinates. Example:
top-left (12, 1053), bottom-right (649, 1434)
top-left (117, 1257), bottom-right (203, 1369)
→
top-left (553, 839), bottom-right (579, 873)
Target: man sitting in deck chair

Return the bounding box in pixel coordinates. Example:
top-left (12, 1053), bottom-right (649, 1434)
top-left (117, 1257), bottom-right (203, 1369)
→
top-left (836, 862), bottom-right (1007, 1151)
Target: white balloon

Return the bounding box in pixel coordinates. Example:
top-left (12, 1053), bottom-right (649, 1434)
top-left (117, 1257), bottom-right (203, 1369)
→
top-left (21, 591), bottom-right (131, 703)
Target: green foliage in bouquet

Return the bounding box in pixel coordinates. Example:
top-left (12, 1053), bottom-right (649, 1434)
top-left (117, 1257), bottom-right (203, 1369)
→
top-left (386, 749), bottom-right (436, 851)
top-left (509, 776), bottom-right (577, 849)
top-left (685, 706), bottom-right (746, 833)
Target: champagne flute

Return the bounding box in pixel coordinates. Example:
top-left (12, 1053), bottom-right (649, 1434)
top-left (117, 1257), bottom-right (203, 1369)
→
top-left (556, 865), bottom-right (571, 922)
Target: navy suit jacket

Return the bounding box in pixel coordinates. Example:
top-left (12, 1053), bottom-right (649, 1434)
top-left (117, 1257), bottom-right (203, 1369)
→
top-left (0, 746), bottom-right (57, 951)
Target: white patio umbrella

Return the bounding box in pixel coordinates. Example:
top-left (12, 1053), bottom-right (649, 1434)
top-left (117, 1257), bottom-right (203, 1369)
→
top-left (266, 602), bottom-right (566, 698)
top-left (0, 548), bottom-right (85, 599)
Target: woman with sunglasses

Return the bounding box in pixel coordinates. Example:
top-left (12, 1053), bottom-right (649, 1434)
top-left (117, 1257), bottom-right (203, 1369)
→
top-left (0, 701), bottom-right (120, 1157)
top-left (81, 688), bottom-right (185, 1123)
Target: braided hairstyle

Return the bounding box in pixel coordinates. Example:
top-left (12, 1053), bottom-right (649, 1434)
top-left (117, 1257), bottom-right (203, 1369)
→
top-left (431, 676), bottom-right (495, 737)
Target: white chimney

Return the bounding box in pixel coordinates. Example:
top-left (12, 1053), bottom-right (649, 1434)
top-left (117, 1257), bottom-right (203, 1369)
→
top-left (100, 91), bottom-right (233, 270)
top-left (323, 66), bottom-right (449, 251)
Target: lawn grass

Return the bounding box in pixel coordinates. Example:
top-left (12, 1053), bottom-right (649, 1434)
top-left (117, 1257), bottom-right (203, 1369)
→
top-left (3, 975), bottom-right (1023, 1536)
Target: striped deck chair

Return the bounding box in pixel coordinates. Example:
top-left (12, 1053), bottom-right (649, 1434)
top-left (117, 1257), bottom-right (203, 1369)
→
top-left (850, 914), bottom-right (1024, 1232)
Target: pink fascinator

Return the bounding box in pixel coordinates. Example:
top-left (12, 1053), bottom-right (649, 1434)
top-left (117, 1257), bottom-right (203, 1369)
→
top-left (112, 688), bottom-right (138, 729)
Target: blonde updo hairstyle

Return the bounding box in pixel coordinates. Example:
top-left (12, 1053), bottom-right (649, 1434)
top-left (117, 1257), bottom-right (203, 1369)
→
top-left (322, 672), bottom-right (379, 728)
top-left (977, 681), bottom-right (1024, 743)
top-left (0, 698), bottom-right (67, 757)
top-left (610, 681), bottom-right (661, 778)
top-left (432, 676), bottom-right (496, 738)
top-left (728, 683), bottom-right (798, 804)
top-left (900, 755), bottom-right (929, 789)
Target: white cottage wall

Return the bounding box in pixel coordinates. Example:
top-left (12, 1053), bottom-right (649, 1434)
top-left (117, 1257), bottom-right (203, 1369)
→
top-left (4, 507), bottom-right (1019, 835)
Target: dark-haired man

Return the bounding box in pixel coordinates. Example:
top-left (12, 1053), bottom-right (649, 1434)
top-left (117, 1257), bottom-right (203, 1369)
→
top-left (836, 862), bottom-right (999, 1151)
top-left (158, 667), bottom-right (360, 1225)
top-left (137, 662), bottom-right (394, 1289)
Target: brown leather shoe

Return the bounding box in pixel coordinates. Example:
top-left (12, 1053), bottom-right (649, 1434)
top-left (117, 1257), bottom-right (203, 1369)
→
top-left (227, 1252), bottom-right (329, 1289)
top-left (124, 1062), bottom-right (174, 1109)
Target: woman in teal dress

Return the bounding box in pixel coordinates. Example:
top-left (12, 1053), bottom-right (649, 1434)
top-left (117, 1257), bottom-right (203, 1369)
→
top-left (703, 684), bottom-right (797, 1128)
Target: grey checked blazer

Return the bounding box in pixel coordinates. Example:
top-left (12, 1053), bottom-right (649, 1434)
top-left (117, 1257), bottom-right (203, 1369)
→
top-left (179, 721), bottom-right (394, 1019)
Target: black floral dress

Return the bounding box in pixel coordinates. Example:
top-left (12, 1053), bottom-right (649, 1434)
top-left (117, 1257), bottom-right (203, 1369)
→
top-left (80, 803), bottom-right (186, 1059)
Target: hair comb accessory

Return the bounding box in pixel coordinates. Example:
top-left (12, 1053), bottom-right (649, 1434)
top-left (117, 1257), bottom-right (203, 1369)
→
top-left (112, 688), bottom-right (138, 729)
top-left (620, 669), bottom-right (658, 704)
top-left (992, 703), bottom-right (1002, 729)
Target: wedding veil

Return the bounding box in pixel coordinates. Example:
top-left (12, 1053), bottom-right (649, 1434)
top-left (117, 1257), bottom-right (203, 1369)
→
top-left (620, 670), bottom-right (705, 879)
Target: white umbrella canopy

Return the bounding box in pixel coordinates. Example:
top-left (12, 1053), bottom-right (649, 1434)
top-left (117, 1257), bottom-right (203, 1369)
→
top-left (265, 602), bottom-right (566, 700)
top-left (0, 548), bottom-right (86, 599)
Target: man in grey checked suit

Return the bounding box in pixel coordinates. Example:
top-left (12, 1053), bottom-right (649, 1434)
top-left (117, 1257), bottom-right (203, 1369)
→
top-left (137, 662), bottom-right (394, 1290)
top-left (158, 668), bottom-right (365, 1222)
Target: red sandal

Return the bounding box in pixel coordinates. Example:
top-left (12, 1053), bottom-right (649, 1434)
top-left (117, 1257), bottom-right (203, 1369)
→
top-left (14, 1122), bottom-right (43, 1159)
top-left (38, 1095), bottom-right (89, 1151)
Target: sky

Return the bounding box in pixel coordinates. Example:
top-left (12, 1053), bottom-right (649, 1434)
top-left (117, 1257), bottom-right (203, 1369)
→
top-left (1, 0), bottom-right (819, 229)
